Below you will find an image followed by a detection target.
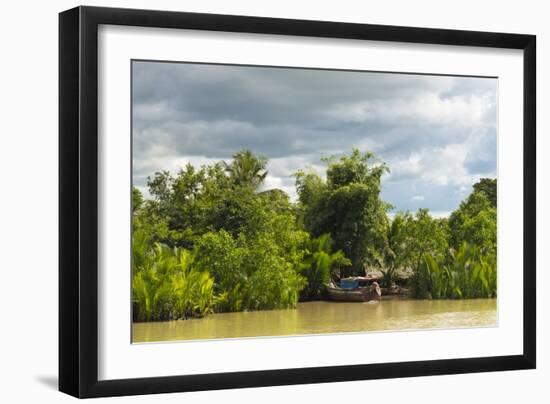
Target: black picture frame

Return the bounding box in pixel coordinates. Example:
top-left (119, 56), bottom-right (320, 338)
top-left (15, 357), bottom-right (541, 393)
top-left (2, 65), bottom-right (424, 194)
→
top-left (59, 5), bottom-right (536, 398)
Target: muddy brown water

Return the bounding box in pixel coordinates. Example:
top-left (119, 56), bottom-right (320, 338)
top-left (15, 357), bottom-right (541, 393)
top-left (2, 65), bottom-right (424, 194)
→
top-left (132, 298), bottom-right (497, 343)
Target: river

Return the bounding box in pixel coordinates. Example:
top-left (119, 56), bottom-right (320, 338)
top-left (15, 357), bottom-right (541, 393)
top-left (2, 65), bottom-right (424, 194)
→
top-left (132, 298), bottom-right (497, 343)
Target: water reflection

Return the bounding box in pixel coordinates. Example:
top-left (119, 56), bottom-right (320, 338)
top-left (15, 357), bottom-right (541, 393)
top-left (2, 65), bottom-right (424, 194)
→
top-left (133, 298), bottom-right (497, 343)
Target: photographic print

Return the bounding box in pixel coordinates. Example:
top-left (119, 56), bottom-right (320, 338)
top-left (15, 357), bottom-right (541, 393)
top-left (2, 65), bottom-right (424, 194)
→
top-left (131, 61), bottom-right (497, 343)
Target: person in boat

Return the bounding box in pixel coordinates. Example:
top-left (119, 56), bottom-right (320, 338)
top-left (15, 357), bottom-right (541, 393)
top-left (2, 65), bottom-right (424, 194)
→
top-left (370, 281), bottom-right (382, 300)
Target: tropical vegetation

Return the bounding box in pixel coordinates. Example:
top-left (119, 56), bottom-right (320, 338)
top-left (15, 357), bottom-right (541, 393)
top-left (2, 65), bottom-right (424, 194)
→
top-left (132, 149), bottom-right (497, 321)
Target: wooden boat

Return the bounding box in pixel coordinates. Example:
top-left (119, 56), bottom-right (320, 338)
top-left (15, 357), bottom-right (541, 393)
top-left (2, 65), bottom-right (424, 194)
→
top-left (326, 281), bottom-right (382, 302)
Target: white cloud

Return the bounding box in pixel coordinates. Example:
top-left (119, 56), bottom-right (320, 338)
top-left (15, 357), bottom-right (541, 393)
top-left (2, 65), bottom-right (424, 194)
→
top-left (387, 139), bottom-right (495, 190)
top-left (430, 211), bottom-right (452, 219)
top-left (387, 153), bottom-right (422, 180)
top-left (132, 61), bottom-right (497, 213)
top-left (260, 175), bottom-right (297, 201)
top-left (328, 92), bottom-right (496, 128)
top-left (268, 155), bottom-right (326, 178)
top-left (133, 101), bottom-right (174, 121)
top-left (386, 210), bottom-right (451, 220)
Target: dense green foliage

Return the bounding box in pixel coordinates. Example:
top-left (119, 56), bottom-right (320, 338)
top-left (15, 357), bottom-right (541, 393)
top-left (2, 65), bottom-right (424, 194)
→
top-left (375, 211), bottom-right (445, 287)
top-left (473, 178), bottom-right (497, 208)
top-left (412, 181), bottom-right (497, 298)
top-left (132, 148), bottom-right (498, 321)
top-left (132, 230), bottom-right (217, 321)
top-left (295, 150), bottom-right (390, 277)
top-left (299, 234), bottom-right (351, 300)
top-left (133, 150), bottom-right (310, 318)
top-left (412, 243), bottom-right (497, 299)
top-left (193, 229), bottom-right (307, 311)
top-left (224, 149), bottom-right (268, 188)
top-left (448, 191), bottom-right (497, 255)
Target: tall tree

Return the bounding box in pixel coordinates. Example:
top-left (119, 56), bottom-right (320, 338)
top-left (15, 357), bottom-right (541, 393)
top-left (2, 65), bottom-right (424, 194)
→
top-left (132, 187), bottom-right (144, 213)
top-left (400, 209), bottom-right (449, 273)
top-left (377, 213), bottom-right (407, 286)
top-left (473, 178), bottom-right (497, 208)
top-left (296, 149), bottom-right (390, 276)
top-left (448, 187), bottom-right (496, 255)
top-left (224, 149), bottom-right (268, 188)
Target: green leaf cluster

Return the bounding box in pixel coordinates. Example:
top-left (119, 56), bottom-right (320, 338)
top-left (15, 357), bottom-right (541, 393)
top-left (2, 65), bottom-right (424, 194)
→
top-left (193, 229), bottom-right (308, 311)
top-left (132, 148), bottom-right (498, 321)
top-left (132, 230), bottom-right (217, 322)
top-left (299, 234), bottom-right (351, 300)
top-left (410, 178), bottom-right (497, 298)
top-left (412, 242), bottom-right (497, 299)
top-left (449, 189), bottom-right (497, 255)
top-left (295, 149), bottom-right (390, 276)
top-left (133, 149), bottom-right (310, 314)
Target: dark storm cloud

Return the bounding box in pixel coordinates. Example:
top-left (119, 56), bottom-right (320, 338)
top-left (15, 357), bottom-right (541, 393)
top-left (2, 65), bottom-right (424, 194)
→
top-left (132, 60), bottom-right (497, 213)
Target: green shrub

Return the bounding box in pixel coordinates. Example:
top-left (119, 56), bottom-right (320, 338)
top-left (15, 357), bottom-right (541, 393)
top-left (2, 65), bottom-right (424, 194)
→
top-left (194, 230), bottom-right (307, 311)
top-left (132, 235), bottom-right (217, 322)
top-left (412, 242), bottom-right (497, 299)
top-left (299, 233), bottom-right (351, 300)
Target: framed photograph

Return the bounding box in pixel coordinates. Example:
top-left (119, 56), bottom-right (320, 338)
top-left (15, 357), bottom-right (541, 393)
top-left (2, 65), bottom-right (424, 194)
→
top-left (59, 6), bottom-right (536, 398)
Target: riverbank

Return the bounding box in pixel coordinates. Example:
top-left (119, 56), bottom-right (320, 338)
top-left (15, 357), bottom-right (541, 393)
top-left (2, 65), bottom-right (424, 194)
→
top-left (133, 298), bottom-right (497, 343)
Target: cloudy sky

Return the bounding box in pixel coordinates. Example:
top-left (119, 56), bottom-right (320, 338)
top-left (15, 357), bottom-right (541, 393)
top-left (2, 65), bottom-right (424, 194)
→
top-left (132, 61), bottom-right (497, 217)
